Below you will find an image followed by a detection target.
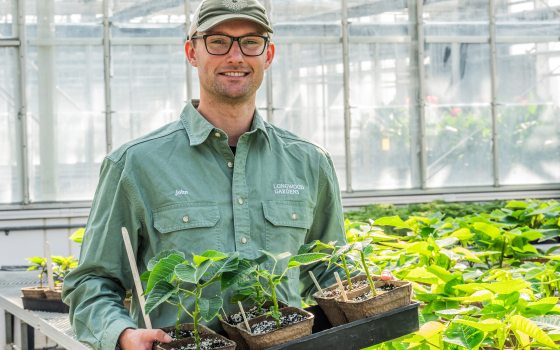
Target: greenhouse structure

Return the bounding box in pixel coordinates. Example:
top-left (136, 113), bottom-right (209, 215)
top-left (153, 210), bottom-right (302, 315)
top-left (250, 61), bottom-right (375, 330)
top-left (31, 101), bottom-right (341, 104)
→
top-left (0, 0), bottom-right (559, 349)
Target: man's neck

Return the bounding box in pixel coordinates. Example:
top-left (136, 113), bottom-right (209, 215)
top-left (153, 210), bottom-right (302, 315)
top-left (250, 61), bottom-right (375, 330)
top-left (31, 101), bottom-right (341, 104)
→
top-left (196, 96), bottom-right (256, 146)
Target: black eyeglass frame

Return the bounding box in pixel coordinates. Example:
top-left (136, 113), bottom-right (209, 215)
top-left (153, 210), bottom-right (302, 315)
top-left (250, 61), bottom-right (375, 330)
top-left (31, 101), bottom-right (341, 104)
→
top-left (190, 34), bottom-right (270, 56)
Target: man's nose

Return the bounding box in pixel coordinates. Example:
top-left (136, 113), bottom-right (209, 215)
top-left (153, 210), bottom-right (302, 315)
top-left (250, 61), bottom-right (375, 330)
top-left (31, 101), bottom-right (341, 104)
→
top-left (226, 40), bottom-right (244, 62)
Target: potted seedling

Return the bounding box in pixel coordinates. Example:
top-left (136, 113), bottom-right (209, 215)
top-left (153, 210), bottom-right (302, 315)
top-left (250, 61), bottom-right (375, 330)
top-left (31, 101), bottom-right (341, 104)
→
top-left (21, 256), bottom-right (48, 299)
top-left (236, 250), bottom-right (328, 350)
top-left (336, 241), bottom-right (412, 322)
top-left (219, 258), bottom-right (289, 350)
top-left (144, 249), bottom-right (240, 350)
top-left (45, 255), bottom-right (78, 300)
top-left (301, 241), bottom-right (367, 326)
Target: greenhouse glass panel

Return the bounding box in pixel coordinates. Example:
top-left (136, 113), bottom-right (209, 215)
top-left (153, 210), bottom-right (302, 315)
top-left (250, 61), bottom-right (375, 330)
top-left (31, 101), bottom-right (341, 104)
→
top-left (495, 0), bottom-right (560, 38)
top-left (111, 44), bottom-right (186, 149)
top-left (271, 42), bottom-right (346, 186)
top-left (111, 0), bottom-right (186, 38)
top-left (348, 0), bottom-right (409, 25)
top-left (425, 43), bottom-right (491, 104)
top-left (425, 106), bottom-right (493, 188)
top-left (349, 43), bottom-right (417, 191)
top-left (424, 0), bottom-right (488, 37)
top-left (0, 48), bottom-right (21, 203)
top-left (0, 0), bottom-right (14, 38)
top-left (496, 41), bottom-right (560, 185)
top-left (26, 0), bottom-right (103, 39)
top-left (497, 105), bottom-right (560, 185)
top-left (26, 0), bottom-right (103, 202)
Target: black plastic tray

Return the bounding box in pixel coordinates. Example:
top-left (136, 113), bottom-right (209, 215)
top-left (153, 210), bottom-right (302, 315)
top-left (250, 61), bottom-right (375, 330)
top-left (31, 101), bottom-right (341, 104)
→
top-left (21, 297), bottom-right (70, 313)
top-left (268, 302), bottom-right (419, 350)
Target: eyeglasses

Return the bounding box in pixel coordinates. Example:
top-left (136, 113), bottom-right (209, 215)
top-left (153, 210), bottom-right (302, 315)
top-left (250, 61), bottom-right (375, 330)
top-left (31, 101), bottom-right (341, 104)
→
top-left (190, 34), bottom-right (269, 56)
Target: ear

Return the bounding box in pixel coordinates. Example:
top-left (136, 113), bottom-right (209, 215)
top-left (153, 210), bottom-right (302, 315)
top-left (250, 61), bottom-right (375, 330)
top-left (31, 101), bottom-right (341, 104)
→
top-left (185, 40), bottom-right (198, 67)
top-left (264, 41), bottom-right (275, 70)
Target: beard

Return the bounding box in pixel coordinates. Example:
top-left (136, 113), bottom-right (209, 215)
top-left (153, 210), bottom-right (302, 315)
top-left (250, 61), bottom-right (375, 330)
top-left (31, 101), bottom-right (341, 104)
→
top-left (200, 70), bottom-right (264, 104)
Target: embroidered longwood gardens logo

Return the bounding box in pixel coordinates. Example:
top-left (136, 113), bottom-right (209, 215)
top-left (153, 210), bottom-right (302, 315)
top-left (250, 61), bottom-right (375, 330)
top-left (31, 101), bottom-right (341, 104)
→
top-left (273, 183), bottom-right (305, 195)
top-left (223, 0), bottom-right (248, 11)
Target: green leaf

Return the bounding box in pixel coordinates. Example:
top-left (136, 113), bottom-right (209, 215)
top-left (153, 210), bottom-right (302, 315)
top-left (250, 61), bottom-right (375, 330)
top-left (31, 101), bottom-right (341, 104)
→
top-left (509, 315), bottom-right (557, 348)
top-left (452, 318), bottom-right (502, 332)
top-left (147, 250), bottom-right (185, 271)
top-left (27, 257), bottom-right (46, 265)
top-left (199, 296), bottom-right (223, 322)
top-left (144, 281), bottom-right (178, 314)
top-left (193, 250), bottom-right (227, 266)
top-left (444, 322), bottom-right (485, 349)
top-left (416, 321), bottom-right (445, 339)
top-left (175, 264), bottom-right (197, 284)
top-left (146, 253), bottom-right (185, 293)
top-left (447, 290), bottom-right (494, 302)
top-left (373, 216), bottom-right (412, 230)
top-left (484, 280), bottom-right (530, 294)
top-left (69, 228), bottom-right (85, 244)
top-left (426, 265), bottom-right (454, 283)
top-left (288, 253), bottom-right (328, 267)
top-left (473, 222), bottom-right (500, 240)
top-left (450, 228), bottom-right (474, 241)
top-left (506, 200), bottom-right (528, 209)
top-left (435, 307), bottom-right (479, 317)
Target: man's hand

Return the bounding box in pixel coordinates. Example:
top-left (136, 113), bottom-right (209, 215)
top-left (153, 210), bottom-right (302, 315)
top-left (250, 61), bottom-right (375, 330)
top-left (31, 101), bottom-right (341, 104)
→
top-left (118, 328), bottom-right (172, 350)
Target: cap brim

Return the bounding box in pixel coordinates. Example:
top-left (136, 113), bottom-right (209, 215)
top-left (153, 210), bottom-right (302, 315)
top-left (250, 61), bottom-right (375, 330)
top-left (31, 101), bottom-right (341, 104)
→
top-left (196, 14), bottom-right (273, 34)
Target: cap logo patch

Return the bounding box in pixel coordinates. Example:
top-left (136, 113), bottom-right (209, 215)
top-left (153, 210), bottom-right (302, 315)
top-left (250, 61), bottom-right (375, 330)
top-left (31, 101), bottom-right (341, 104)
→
top-left (222, 0), bottom-right (248, 11)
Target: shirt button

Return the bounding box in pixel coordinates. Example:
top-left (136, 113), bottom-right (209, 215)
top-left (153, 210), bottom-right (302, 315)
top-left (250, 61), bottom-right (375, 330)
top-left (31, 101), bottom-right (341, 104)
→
top-left (240, 237), bottom-right (248, 244)
top-left (227, 161), bottom-right (233, 168)
top-left (291, 213), bottom-right (298, 220)
top-left (182, 215), bottom-right (189, 223)
top-left (238, 197), bottom-right (244, 205)
top-left (214, 132), bottom-right (221, 138)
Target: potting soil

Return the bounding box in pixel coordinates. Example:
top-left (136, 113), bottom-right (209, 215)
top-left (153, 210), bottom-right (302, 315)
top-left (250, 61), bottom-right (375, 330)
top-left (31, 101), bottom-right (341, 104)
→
top-left (250, 312), bottom-right (306, 334)
top-left (228, 305), bottom-right (267, 325)
top-left (165, 337), bottom-right (229, 350)
top-left (321, 279), bottom-right (369, 298)
top-left (352, 284), bottom-right (397, 302)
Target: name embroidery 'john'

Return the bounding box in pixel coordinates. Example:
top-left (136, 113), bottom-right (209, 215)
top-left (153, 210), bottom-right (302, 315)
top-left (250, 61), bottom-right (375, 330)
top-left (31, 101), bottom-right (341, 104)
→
top-left (273, 183), bottom-right (305, 195)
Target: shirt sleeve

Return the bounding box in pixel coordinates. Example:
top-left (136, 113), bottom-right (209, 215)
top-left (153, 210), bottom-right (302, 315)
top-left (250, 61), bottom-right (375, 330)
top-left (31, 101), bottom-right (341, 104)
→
top-left (299, 151), bottom-right (347, 301)
top-left (62, 157), bottom-right (142, 350)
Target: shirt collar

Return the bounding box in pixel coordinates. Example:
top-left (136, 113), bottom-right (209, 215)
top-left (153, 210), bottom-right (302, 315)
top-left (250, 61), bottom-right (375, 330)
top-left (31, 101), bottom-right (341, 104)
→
top-left (180, 100), bottom-right (270, 146)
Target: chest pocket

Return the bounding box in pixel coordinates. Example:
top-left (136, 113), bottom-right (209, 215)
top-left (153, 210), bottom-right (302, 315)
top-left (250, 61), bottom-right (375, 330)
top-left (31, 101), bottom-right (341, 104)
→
top-left (262, 200), bottom-right (314, 252)
top-left (153, 202), bottom-right (222, 254)
top-left (262, 200), bottom-right (314, 305)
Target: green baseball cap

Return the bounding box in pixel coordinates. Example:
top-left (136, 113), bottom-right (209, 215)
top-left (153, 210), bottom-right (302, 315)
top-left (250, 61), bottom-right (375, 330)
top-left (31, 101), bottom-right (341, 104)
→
top-left (188, 0), bottom-right (273, 38)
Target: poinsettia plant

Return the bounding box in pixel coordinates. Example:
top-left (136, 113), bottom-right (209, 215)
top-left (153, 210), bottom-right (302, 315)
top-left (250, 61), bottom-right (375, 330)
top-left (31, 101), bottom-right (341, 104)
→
top-left (143, 249), bottom-right (240, 350)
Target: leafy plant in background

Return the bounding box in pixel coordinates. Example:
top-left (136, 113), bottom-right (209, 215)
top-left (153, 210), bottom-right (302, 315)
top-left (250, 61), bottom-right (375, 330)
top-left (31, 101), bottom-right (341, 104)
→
top-left (342, 199), bottom-right (560, 350)
top-left (51, 255), bottom-right (78, 285)
top-left (143, 250), bottom-right (240, 350)
top-left (26, 256), bottom-right (47, 288)
top-left (69, 227), bottom-right (85, 244)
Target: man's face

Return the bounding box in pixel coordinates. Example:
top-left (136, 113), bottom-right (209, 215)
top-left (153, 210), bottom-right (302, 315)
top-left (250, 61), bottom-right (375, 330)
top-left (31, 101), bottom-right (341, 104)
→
top-left (185, 20), bottom-right (275, 104)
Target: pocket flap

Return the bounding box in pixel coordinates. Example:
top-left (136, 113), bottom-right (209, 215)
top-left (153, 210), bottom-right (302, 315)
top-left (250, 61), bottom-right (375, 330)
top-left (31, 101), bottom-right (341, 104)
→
top-left (262, 201), bottom-right (314, 229)
top-left (153, 203), bottom-right (220, 233)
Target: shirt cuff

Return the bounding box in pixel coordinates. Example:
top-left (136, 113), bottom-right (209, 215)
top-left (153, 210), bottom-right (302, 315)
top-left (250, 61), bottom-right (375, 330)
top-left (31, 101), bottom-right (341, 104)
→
top-left (101, 319), bottom-right (137, 350)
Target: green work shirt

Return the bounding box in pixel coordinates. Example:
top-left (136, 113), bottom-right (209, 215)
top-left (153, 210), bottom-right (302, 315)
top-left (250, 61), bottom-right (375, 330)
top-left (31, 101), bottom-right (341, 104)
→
top-left (62, 101), bottom-right (345, 350)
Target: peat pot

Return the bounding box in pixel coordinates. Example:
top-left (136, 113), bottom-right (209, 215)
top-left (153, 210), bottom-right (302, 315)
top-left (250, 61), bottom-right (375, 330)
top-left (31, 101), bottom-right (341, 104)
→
top-left (220, 301), bottom-right (287, 350)
top-left (336, 280), bottom-right (412, 322)
top-left (237, 307), bottom-right (314, 350)
top-left (313, 274), bottom-right (371, 326)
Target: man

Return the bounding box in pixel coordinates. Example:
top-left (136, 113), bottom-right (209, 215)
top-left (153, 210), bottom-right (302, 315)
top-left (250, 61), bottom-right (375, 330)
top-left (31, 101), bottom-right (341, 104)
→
top-left (62, 0), bottom-right (345, 349)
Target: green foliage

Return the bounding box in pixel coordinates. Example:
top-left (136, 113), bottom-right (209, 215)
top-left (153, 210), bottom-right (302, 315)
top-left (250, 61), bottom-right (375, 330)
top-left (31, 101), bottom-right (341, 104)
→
top-left (69, 228), bottom-right (85, 244)
top-left (144, 250), bottom-right (241, 350)
top-left (350, 199), bottom-right (560, 350)
top-left (246, 250), bottom-right (328, 328)
top-left (26, 256), bottom-right (47, 288)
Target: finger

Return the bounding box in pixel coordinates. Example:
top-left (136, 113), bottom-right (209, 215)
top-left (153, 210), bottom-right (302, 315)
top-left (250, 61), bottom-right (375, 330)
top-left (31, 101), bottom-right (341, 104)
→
top-left (151, 329), bottom-right (173, 343)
